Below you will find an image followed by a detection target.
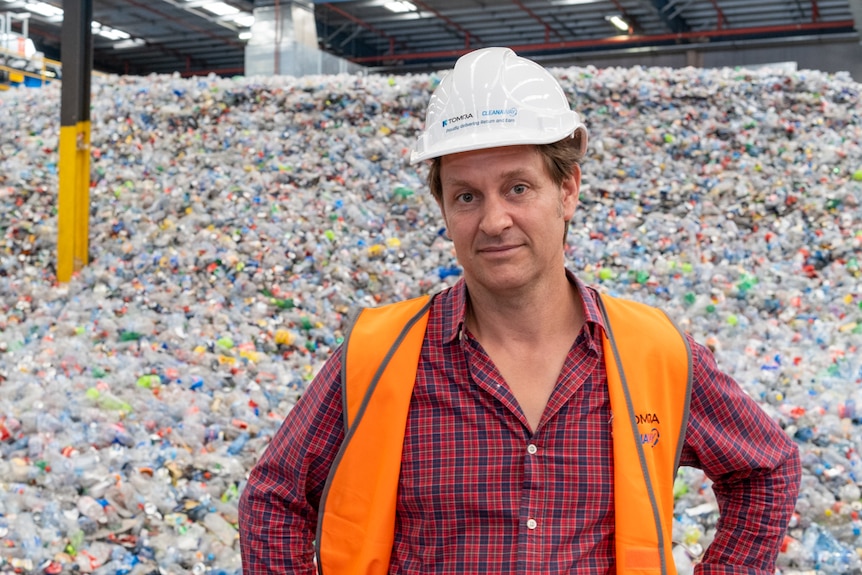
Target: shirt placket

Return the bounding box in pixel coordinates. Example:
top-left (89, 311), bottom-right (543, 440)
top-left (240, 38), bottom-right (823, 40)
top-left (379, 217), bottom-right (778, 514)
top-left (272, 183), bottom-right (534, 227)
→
top-left (457, 327), bottom-right (598, 574)
top-left (519, 437), bottom-right (545, 574)
top-left (460, 334), bottom-right (548, 572)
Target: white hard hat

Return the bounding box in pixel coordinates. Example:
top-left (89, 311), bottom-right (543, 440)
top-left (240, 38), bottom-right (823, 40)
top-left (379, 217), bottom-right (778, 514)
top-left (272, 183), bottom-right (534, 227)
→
top-left (410, 47), bottom-right (588, 164)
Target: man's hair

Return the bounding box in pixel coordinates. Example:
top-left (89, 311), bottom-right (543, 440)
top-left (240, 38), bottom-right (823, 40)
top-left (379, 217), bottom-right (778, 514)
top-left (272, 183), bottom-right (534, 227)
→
top-left (426, 133), bottom-right (586, 203)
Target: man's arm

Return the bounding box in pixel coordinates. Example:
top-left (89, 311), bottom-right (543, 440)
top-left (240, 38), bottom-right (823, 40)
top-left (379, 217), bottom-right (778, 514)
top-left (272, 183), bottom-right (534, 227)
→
top-left (679, 338), bottom-right (802, 575)
top-left (238, 355), bottom-right (345, 574)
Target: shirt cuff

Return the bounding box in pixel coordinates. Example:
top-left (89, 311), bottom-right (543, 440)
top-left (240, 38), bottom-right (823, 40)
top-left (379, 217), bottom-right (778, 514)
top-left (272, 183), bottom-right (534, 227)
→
top-left (694, 564), bottom-right (775, 575)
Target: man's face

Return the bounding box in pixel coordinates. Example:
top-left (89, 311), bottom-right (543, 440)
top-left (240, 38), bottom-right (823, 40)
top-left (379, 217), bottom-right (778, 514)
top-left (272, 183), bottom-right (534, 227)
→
top-left (437, 145), bottom-right (580, 297)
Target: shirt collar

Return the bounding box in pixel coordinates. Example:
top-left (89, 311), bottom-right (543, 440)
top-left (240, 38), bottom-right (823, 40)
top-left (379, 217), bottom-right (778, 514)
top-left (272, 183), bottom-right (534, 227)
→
top-left (441, 277), bottom-right (469, 343)
top-left (439, 269), bottom-right (606, 350)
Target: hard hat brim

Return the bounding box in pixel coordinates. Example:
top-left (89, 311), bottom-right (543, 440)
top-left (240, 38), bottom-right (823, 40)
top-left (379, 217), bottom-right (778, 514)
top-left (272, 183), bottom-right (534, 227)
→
top-left (410, 121), bottom-right (587, 164)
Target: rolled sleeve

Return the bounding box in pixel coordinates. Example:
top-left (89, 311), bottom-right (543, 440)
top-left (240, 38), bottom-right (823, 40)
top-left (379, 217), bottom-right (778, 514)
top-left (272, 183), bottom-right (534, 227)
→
top-left (681, 338), bottom-right (802, 575)
top-left (238, 353), bottom-right (345, 574)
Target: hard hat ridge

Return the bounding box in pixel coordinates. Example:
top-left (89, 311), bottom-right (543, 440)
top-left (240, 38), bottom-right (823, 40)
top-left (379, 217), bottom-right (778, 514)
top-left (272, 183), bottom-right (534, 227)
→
top-left (410, 47), bottom-right (588, 164)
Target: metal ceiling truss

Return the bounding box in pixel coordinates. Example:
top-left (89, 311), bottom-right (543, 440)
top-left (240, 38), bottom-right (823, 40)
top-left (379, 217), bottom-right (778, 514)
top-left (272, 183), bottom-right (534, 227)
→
top-left (313, 0), bottom-right (857, 69)
top-left (3, 0), bottom-right (859, 76)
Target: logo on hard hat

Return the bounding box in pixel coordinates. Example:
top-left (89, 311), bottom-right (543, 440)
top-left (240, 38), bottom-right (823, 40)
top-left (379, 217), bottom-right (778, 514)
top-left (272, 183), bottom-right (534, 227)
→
top-left (480, 108), bottom-right (519, 118)
top-left (442, 113), bottom-right (474, 128)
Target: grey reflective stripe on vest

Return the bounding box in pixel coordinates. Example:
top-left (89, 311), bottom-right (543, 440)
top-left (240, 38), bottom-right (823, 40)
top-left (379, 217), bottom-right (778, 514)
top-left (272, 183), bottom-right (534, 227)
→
top-left (597, 295), bottom-right (693, 575)
top-left (315, 298), bottom-right (434, 574)
top-left (663, 313), bottom-right (693, 474)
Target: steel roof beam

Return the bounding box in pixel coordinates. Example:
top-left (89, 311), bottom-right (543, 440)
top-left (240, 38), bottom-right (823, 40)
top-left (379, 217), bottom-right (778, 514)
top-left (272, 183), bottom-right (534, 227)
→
top-left (336, 25), bottom-right (364, 47)
top-left (347, 18), bottom-right (855, 63)
top-left (323, 21), bottom-right (350, 43)
top-left (707, 0), bottom-right (728, 28)
top-left (607, 0), bottom-right (645, 34)
top-left (125, 0), bottom-right (243, 48)
top-left (411, 0), bottom-right (480, 49)
top-left (648, 0), bottom-right (692, 32)
top-left (321, 2), bottom-right (405, 54)
top-left (512, 0), bottom-right (565, 42)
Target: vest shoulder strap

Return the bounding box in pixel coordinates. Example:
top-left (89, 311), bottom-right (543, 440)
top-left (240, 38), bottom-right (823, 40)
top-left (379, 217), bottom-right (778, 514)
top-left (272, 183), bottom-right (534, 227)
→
top-left (599, 292), bottom-right (692, 575)
top-left (316, 295), bottom-right (432, 575)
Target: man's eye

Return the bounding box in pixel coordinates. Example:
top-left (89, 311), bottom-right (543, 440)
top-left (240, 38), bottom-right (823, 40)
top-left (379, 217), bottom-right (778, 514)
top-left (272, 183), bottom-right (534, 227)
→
top-left (457, 193), bottom-right (474, 203)
top-left (511, 184), bottom-right (527, 195)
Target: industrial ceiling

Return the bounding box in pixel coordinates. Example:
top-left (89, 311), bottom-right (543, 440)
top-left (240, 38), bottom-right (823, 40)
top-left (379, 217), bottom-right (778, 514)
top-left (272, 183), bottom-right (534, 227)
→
top-left (4, 0), bottom-right (860, 77)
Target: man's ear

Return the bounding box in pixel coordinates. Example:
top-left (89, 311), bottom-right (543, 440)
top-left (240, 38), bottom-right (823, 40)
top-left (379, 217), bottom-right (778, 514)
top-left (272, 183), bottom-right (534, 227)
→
top-left (561, 164), bottom-right (581, 221)
top-left (436, 198), bottom-right (451, 238)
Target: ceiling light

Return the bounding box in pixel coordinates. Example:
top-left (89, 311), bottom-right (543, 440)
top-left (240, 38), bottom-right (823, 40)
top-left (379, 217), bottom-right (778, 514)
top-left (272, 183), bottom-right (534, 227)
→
top-left (608, 15), bottom-right (629, 32)
top-left (114, 38), bottom-right (145, 50)
top-left (93, 23), bottom-right (131, 41)
top-left (99, 29), bottom-right (130, 40)
top-left (22, 1), bottom-right (63, 18)
top-left (201, 1), bottom-right (240, 16)
top-left (384, 1), bottom-right (416, 13)
top-left (228, 13), bottom-right (254, 27)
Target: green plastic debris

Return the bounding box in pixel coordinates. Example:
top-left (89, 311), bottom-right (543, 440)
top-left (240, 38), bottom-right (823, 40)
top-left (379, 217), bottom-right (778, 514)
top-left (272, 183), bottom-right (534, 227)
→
top-left (673, 476), bottom-right (689, 499)
top-left (260, 289), bottom-right (294, 309)
top-left (393, 186), bottom-right (414, 199)
top-left (221, 483), bottom-right (240, 503)
top-left (86, 388), bottom-right (132, 413)
top-left (736, 274), bottom-right (758, 293)
top-left (629, 270), bottom-right (649, 284)
top-left (136, 374), bottom-right (161, 388)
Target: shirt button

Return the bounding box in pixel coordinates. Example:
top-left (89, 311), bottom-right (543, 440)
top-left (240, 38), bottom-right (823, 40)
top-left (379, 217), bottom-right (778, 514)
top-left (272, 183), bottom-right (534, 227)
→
top-left (526, 518), bottom-right (538, 530)
top-left (527, 444), bottom-right (538, 455)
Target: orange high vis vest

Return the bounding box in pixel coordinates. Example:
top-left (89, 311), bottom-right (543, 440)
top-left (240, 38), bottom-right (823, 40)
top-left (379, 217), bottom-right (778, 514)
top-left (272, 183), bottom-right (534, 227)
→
top-left (316, 292), bottom-right (692, 575)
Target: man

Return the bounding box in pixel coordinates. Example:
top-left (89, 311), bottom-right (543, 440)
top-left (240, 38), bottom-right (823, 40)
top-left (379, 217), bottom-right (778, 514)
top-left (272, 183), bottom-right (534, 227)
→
top-left (239, 47), bottom-right (801, 575)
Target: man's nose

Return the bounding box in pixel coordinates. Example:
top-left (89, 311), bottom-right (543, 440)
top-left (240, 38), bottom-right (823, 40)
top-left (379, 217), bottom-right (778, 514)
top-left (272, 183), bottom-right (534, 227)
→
top-left (478, 195), bottom-right (513, 236)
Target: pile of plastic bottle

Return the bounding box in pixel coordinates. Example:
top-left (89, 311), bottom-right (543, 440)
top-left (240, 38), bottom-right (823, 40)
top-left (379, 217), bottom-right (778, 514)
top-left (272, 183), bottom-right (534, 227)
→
top-left (0, 62), bottom-right (860, 574)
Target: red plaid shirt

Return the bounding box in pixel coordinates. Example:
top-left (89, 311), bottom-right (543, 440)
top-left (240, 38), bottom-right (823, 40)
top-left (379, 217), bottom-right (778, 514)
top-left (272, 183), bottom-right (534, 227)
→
top-left (239, 273), bottom-right (801, 575)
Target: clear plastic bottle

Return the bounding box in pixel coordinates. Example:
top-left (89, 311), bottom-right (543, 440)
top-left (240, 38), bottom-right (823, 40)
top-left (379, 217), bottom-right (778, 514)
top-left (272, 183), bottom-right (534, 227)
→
top-left (801, 523), bottom-right (862, 573)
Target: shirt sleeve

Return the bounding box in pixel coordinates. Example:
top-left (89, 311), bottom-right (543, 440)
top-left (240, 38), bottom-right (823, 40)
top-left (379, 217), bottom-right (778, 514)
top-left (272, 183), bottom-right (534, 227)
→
top-left (679, 337), bottom-right (802, 575)
top-left (238, 351), bottom-right (345, 574)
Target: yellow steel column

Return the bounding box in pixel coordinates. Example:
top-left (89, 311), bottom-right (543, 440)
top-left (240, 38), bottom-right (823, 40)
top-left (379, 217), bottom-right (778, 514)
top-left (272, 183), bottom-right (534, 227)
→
top-left (57, 0), bottom-right (93, 283)
top-left (58, 122), bottom-right (91, 281)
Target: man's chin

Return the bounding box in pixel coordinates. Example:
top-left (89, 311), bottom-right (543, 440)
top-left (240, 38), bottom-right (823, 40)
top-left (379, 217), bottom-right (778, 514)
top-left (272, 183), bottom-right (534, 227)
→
top-left (465, 269), bottom-right (531, 295)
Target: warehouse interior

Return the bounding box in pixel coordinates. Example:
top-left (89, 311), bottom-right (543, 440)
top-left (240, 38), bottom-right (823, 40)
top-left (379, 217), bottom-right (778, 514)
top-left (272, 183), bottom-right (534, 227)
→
top-left (0, 0), bottom-right (860, 81)
top-left (1, 0), bottom-right (862, 574)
